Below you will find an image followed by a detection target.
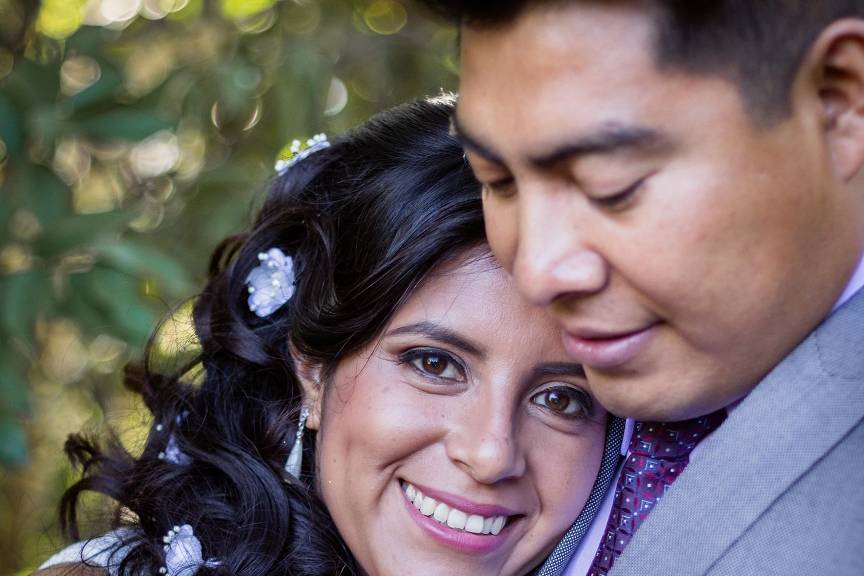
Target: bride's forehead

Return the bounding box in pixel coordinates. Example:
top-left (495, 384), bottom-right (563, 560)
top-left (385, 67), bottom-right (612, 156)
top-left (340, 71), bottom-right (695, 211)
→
top-left (403, 255), bottom-right (511, 311)
top-left (392, 257), bottom-right (557, 340)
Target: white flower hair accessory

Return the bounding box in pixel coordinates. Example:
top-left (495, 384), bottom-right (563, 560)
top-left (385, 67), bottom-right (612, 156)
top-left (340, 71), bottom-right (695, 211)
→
top-left (157, 411), bottom-right (192, 465)
top-left (274, 133), bottom-right (330, 174)
top-left (246, 247), bottom-right (296, 318)
top-left (159, 525), bottom-right (220, 576)
top-left (159, 433), bottom-right (192, 466)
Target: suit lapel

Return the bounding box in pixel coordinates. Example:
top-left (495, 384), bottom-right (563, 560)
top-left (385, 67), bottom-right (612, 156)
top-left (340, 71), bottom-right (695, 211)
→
top-left (611, 290), bottom-right (864, 576)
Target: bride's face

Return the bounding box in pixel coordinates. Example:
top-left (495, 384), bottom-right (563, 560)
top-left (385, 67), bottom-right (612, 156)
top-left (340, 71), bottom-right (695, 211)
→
top-left (310, 251), bottom-right (607, 576)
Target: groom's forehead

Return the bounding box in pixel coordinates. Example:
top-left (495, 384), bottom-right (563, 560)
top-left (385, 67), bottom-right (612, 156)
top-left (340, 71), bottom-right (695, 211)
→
top-left (452, 0), bottom-right (847, 127)
top-left (454, 9), bottom-right (694, 167)
top-left (455, 3), bottom-right (664, 108)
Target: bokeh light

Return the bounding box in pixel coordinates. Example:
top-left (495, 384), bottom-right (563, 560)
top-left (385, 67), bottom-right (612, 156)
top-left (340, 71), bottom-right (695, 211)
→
top-left (364, 0), bottom-right (408, 35)
top-left (60, 56), bottom-right (102, 96)
top-left (53, 138), bottom-right (93, 185)
top-left (99, 0), bottom-right (143, 23)
top-left (324, 76), bottom-right (349, 116)
top-left (130, 131), bottom-right (180, 179)
top-left (140, 0), bottom-right (190, 20)
top-left (281, 2), bottom-right (321, 35)
top-left (35, 0), bottom-right (88, 39)
top-left (73, 167), bottom-right (126, 214)
top-left (220, 0), bottom-right (277, 21)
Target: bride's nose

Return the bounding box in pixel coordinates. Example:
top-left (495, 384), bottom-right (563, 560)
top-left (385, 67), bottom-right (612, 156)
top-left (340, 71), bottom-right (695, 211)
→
top-left (444, 396), bottom-right (526, 485)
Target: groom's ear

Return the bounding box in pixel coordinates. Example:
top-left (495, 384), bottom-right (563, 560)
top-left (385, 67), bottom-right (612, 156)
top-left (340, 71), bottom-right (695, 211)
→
top-left (289, 341), bottom-right (323, 430)
top-left (805, 19), bottom-right (864, 182)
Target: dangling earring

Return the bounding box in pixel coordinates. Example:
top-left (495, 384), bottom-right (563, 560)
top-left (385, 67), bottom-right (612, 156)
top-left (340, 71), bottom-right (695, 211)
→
top-left (285, 406), bottom-right (310, 477)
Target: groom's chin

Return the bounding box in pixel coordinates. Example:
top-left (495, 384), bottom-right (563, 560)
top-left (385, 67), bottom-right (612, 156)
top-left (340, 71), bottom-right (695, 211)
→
top-left (585, 362), bottom-right (744, 422)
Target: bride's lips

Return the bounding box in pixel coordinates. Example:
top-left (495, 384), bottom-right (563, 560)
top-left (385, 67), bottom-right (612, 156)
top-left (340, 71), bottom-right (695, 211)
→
top-left (399, 481), bottom-right (520, 554)
top-left (409, 481), bottom-right (519, 518)
top-left (561, 323), bottom-right (660, 369)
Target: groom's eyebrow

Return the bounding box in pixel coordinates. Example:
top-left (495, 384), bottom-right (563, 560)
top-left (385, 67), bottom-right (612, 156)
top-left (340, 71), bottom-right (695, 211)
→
top-left (530, 363), bottom-right (587, 380)
top-left (529, 125), bottom-right (672, 168)
top-left (452, 111), bottom-right (672, 167)
top-left (386, 321), bottom-right (486, 358)
top-left (451, 113), bottom-right (506, 165)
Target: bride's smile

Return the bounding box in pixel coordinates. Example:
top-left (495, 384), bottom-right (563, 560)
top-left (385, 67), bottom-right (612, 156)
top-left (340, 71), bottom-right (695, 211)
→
top-left (398, 479), bottom-right (518, 554)
top-left (401, 480), bottom-right (513, 535)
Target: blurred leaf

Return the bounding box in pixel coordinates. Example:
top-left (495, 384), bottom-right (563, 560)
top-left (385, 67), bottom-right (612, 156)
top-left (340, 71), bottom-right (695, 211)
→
top-left (0, 419), bottom-right (28, 467)
top-left (64, 25), bottom-right (113, 55)
top-left (168, 0), bottom-right (204, 21)
top-left (60, 282), bottom-right (110, 335)
top-left (28, 104), bottom-right (63, 147)
top-left (95, 241), bottom-right (194, 296)
top-left (1, 58), bottom-right (60, 109)
top-left (69, 265), bottom-right (154, 348)
top-left (74, 109), bottom-right (174, 141)
top-left (10, 164), bottom-right (68, 226)
top-left (0, 94), bottom-right (22, 158)
top-left (34, 211), bottom-right (132, 258)
top-left (197, 163), bottom-right (266, 189)
top-left (68, 58), bottom-right (124, 112)
top-left (0, 188), bottom-right (9, 240)
top-left (0, 348), bottom-right (30, 416)
top-left (0, 269), bottom-right (51, 348)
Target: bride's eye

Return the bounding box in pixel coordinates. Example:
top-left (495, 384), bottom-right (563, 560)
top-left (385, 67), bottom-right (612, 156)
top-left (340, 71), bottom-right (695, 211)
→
top-left (402, 349), bottom-right (466, 382)
top-left (530, 385), bottom-right (591, 418)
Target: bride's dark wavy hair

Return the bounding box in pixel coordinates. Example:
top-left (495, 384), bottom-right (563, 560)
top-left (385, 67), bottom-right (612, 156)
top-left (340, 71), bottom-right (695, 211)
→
top-left (59, 94), bottom-right (483, 575)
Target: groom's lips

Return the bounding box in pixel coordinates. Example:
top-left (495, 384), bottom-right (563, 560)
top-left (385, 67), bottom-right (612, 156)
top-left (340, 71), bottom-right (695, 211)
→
top-left (561, 323), bottom-right (660, 369)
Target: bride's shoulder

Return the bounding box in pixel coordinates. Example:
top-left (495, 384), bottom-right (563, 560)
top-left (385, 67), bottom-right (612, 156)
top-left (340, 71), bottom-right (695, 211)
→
top-left (32, 564), bottom-right (109, 576)
top-left (35, 528), bottom-right (137, 576)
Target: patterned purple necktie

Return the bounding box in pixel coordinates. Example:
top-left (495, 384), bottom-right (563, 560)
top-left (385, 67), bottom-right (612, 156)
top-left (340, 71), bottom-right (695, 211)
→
top-left (587, 410), bottom-right (728, 576)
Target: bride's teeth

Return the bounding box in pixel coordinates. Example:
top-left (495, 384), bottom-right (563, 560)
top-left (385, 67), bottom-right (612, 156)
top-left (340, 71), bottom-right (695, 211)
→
top-left (465, 515), bottom-right (485, 534)
top-left (420, 496), bottom-right (437, 516)
top-left (490, 516), bottom-right (505, 536)
top-left (446, 509), bottom-right (467, 530)
top-left (402, 482), bottom-right (510, 536)
top-left (433, 502), bottom-right (450, 523)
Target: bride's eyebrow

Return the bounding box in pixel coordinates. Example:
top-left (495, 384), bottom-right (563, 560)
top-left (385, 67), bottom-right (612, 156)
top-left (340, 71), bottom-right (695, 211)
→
top-left (385, 321), bottom-right (486, 358)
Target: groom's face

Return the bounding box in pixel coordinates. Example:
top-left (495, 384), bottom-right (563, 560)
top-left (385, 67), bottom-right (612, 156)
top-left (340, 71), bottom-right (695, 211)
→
top-left (457, 3), bottom-right (863, 420)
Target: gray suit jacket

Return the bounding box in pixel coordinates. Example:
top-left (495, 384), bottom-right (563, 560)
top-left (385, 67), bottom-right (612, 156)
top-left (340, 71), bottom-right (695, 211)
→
top-left (606, 288), bottom-right (864, 575)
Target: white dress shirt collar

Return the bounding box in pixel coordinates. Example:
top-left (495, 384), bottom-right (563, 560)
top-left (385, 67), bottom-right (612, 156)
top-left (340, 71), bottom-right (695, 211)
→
top-left (833, 250), bottom-right (864, 312)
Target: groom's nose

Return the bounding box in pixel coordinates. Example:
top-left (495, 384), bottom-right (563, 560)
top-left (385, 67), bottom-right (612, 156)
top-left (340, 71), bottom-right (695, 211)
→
top-left (508, 192), bottom-right (609, 307)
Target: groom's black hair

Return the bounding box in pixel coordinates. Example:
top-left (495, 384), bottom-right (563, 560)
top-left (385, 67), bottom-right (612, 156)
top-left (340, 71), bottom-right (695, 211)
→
top-left (418, 0), bottom-right (864, 123)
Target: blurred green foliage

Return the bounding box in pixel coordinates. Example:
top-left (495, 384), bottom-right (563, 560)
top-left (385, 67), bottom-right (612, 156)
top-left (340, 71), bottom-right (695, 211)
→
top-left (0, 0), bottom-right (456, 572)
